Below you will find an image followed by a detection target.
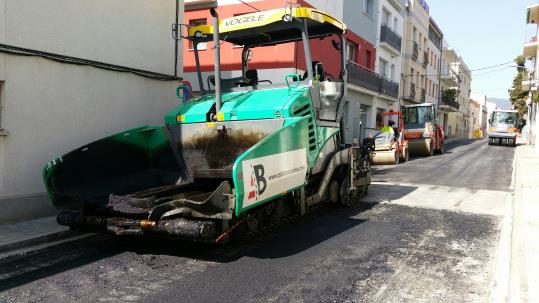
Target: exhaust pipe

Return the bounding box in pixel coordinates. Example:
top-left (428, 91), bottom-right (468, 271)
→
top-left (210, 7), bottom-right (222, 116)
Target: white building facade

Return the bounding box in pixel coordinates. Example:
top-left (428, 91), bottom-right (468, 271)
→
top-left (0, 0), bottom-right (184, 223)
top-left (524, 3), bottom-right (539, 151)
top-left (439, 38), bottom-right (460, 135)
top-left (426, 18), bottom-right (442, 106)
top-left (375, 0), bottom-right (405, 96)
top-left (374, 0), bottom-right (405, 117)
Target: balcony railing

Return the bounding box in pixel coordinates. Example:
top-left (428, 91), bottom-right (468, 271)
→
top-left (347, 62), bottom-right (379, 92)
top-left (380, 77), bottom-right (399, 98)
top-left (441, 65), bottom-right (459, 84)
top-left (347, 61), bottom-right (399, 99)
top-left (409, 83), bottom-right (416, 100)
top-left (441, 96), bottom-right (459, 110)
top-left (411, 42), bottom-right (419, 61)
top-left (380, 24), bottom-right (402, 52)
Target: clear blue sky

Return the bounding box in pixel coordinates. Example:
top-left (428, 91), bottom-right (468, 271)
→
top-left (429, 0), bottom-right (536, 99)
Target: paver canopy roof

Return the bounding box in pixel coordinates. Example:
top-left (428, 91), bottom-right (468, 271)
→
top-left (188, 7), bottom-right (347, 47)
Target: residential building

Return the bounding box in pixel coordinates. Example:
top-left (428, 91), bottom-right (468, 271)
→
top-left (441, 44), bottom-right (472, 138)
top-left (401, 0), bottom-right (430, 105)
top-left (455, 58), bottom-right (472, 138)
top-left (184, 0), bottom-right (399, 142)
top-left (471, 94), bottom-right (489, 133)
top-left (523, 3), bottom-right (539, 151)
top-left (468, 98), bottom-right (481, 137)
top-left (374, 0), bottom-right (406, 125)
top-left (427, 18), bottom-right (442, 109)
top-left (0, 0), bottom-right (184, 223)
top-left (439, 38), bottom-right (459, 135)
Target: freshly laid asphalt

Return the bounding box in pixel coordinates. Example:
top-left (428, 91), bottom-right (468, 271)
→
top-left (0, 139), bottom-right (515, 303)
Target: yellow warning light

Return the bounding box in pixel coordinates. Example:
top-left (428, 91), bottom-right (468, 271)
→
top-left (217, 112), bottom-right (225, 121)
top-left (177, 115), bottom-right (185, 122)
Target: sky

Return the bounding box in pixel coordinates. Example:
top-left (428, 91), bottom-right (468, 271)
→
top-left (428, 0), bottom-right (537, 99)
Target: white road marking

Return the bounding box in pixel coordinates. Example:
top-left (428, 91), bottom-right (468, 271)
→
top-left (364, 181), bottom-right (511, 217)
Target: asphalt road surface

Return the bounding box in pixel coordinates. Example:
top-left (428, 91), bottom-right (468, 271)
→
top-left (0, 139), bottom-right (515, 303)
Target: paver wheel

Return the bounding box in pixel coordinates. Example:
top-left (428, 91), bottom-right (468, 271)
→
top-left (339, 169), bottom-right (353, 206)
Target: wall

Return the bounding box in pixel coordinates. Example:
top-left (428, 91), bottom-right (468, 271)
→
top-left (343, 0), bottom-right (378, 45)
top-left (401, 0), bottom-right (430, 104)
top-left (426, 40), bottom-right (440, 104)
top-left (3, 0), bottom-right (182, 75)
top-left (376, 0), bottom-right (404, 83)
top-left (184, 0), bottom-right (376, 89)
top-left (0, 0), bottom-right (184, 223)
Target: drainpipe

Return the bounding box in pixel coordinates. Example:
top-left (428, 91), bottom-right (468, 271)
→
top-left (210, 7), bottom-right (222, 116)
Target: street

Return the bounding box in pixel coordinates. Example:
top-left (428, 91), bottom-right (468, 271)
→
top-left (0, 139), bottom-right (515, 303)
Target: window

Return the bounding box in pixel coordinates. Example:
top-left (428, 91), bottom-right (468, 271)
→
top-left (413, 27), bottom-right (417, 43)
top-left (382, 8), bottom-right (390, 26)
top-left (188, 18), bottom-right (207, 50)
top-left (411, 68), bottom-right (415, 83)
top-left (394, 17), bottom-right (398, 31)
top-left (346, 41), bottom-right (357, 62)
top-left (390, 64), bottom-right (395, 81)
top-left (366, 50), bottom-right (372, 69)
top-left (379, 59), bottom-right (388, 77)
top-left (363, 0), bottom-right (374, 17)
top-left (403, 106), bottom-right (433, 129)
top-left (0, 82), bottom-right (3, 129)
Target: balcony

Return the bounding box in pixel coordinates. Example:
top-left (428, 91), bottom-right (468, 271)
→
top-left (346, 62), bottom-right (399, 99)
top-left (380, 24), bottom-right (402, 56)
top-left (422, 51), bottom-right (428, 68)
top-left (403, 83), bottom-right (416, 103)
top-left (524, 36), bottom-right (538, 57)
top-left (441, 65), bottom-right (459, 86)
top-left (388, 0), bottom-right (405, 11)
top-left (440, 88), bottom-right (459, 112)
top-left (347, 62), bottom-right (380, 92)
top-left (522, 72), bottom-right (538, 91)
top-left (380, 77), bottom-right (399, 98)
top-left (527, 3), bottom-right (539, 24)
top-left (411, 42), bottom-right (419, 61)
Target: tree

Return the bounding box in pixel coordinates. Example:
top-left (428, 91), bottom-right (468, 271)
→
top-left (509, 55), bottom-right (528, 125)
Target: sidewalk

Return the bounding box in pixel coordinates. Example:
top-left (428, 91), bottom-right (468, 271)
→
top-left (0, 216), bottom-right (81, 258)
top-left (509, 143), bottom-right (539, 302)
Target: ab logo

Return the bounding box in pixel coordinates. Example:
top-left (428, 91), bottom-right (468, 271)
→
top-left (247, 164), bottom-right (267, 200)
